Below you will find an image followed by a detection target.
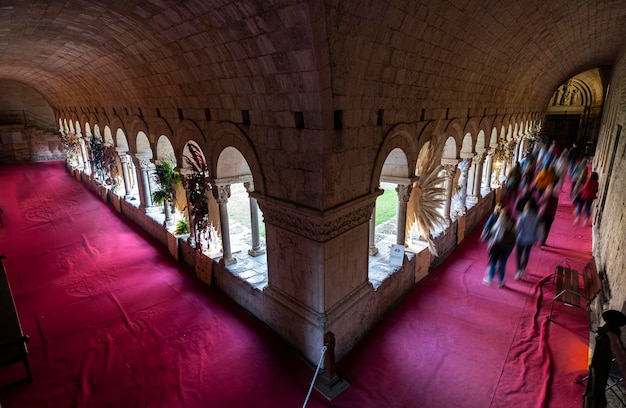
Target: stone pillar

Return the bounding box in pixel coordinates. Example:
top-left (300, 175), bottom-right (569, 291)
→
top-left (466, 161), bottom-right (476, 202)
top-left (257, 193), bottom-right (377, 366)
top-left (458, 158), bottom-right (472, 210)
top-left (368, 205), bottom-right (378, 256)
top-left (470, 153), bottom-right (485, 199)
top-left (244, 182), bottom-right (265, 257)
top-left (134, 155), bottom-right (157, 213)
top-left (483, 153), bottom-right (494, 192)
top-left (117, 151), bottom-right (133, 198)
top-left (214, 185), bottom-right (236, 266)
top-left (84, 135), bottom-right (94, 176)
top-left (442, 163), bottom-right (457, 223)
top-left (395, 184), bottom-right (412, 246)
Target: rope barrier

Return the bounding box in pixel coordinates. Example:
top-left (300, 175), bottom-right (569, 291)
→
top-left (302, 345), bottom-right (327, 408)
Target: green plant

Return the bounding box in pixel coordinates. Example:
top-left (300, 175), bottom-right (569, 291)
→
top-left (152, 161), bottom-right (180, 206)
top-left (174, 219), bottom-right (189, 235)
top-left (375, 186), bottom-right (396, 226)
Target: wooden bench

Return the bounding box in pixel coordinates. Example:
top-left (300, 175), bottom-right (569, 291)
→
top-left (0, 255), bottom-right (32, 389)
top-left (549, 257), bottom-right (601, 321)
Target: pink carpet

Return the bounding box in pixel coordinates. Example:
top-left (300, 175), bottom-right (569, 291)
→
top-left (0, 161), bottom-right (592, 407)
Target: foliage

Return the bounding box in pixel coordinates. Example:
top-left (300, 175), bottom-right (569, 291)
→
top-left (151, 161), bottom-right (181, 206)
top-left (376, 186), bottom-right (397, 226)
top-left (102, 144), bottom-right (119, 190)
top-left (174, 218), bottom-right (190, 235)
top-left (60, 130), bottom-right (81, 165)
top-left (414, 134), bottom-right (448, 255)
top-left (183, 143), bottom-right (211, 246)
top-left (493, 137), bottom-right (516, 162)
top-left (89, 135), bottom-right (106, 179)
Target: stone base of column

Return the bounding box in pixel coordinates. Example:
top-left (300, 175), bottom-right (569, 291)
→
top-left (223, 256), bottom-right (237, 266)
top-left (248, 247), bottom-right (266, 257)
top-left (144, 205), bottom-right (160, 214)
top-left (314, 372), bottom-right (350, 401)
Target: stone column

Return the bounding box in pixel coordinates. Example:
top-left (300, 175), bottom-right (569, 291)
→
top-left (470, 153), bottom-right (485, 200)
top-left (134, 155), bottom-right (157, 213)
top-left (483, 153), bottom-right (494, 192)
top-left (458, 158), bottom-right (472, 210)
top-left (84, 135), bottom-right (94, 176)
top-left (466, 161), bottom-right (476, 203)
top-left (442, 164), bottom-right (457, 223)
top-left (368, 205), bottom-right (378, 256)
top-left (117, 151), bottom-right (133, 198)
top-left (214, 185), bottom-right (236, 266)
top-left (245, 182), bottom-right (265, 257)
top-left (395, 184), bottom-right (412, 246)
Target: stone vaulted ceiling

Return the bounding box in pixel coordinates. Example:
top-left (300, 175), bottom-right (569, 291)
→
top-left (0, 0), bottom-right (625, 115)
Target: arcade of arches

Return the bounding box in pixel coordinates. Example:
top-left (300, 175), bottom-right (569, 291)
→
top-left (1, 1), bottom-right (626, 371)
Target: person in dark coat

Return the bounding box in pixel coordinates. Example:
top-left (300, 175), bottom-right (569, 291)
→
top-left (483, 208), bottom-right (517, 288)
top-left (538, 183), bottom-right (559, 246)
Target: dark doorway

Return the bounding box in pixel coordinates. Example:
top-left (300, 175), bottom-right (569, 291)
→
top-left (543, 114), bottom-right (581, 147)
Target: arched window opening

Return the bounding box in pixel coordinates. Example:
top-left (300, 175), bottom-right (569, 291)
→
top-left (212, 146), bottom-right (268, 290)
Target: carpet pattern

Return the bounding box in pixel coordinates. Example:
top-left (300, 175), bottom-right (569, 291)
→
top-left (0, 161), bottom-right (592, 407)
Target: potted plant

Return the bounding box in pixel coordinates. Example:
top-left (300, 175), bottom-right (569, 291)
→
top-left (151, 160), bottom-right (181, 227)
top-left (182, 144), bottom-right (211, 250)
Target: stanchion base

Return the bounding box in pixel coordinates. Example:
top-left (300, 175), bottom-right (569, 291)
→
top-left (314, 373), bottom-right (349, 400)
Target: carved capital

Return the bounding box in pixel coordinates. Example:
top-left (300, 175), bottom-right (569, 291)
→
top-left (257, 192), bottom-right (380, 242)
top-left (396, 184), bottom-right (412, 203)
top-left (213, 185), bottom-right (231, 204)
top-left (139, 159), bottom-right (152, 170)
top-left (244, 181), bottom-right (254, 194)
top-left (443, 164), bottom-right (457, 179)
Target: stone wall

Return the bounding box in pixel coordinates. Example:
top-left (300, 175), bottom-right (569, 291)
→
top-left (0, 125), bottom-right (64, 163)
top-left (593, 44), bottom-right (626, 316)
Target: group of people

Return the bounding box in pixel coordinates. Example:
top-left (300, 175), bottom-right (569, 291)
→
top-left (480, 140), bottom-right (599, 288)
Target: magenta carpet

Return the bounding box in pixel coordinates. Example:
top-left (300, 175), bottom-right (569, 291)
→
top-left (0, 161), bottom-right (592, 407)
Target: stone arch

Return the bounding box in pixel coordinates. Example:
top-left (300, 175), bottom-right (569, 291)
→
top-left (128, 115), bottom-right (151, 155)
top-left (463, 118), bottom-right (480, 146)
top-left (417, 120), bottom-right (444, 155)
top-left (74, 121), bottom-right (82, 137)
top-left (103, 126), bottom-right (114, 145)
top-left (489, 127), bottom-right (498, 150)
top-left (149, 117), bottom-right (175, 157)
top-left (476, 129), bottom-right (487, 153)
top-left (478, 118), bottom-right (493, 152)
top-left (206, 123), bottom-right (264, 194)
top-left (156, 135), bottom-right (176, 165)
top-left (93, 124), bottom-right (102, 139)
top-left (460, 132), bottom-right (473, 157)
top-left (442, 137), bottom-right (457, 160)
top-left (109, 116), bottom-right (128, 143)
top-left (173, 120), bottom-right (207, 168)
top-left (370, 124), bottom-right (418, 192)
top-left (443, 119), bottom-right (464, 154)
top-left (115, 128), bottom-right (129, 152)
top-left (135, 131), bottom-right (153, 158)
